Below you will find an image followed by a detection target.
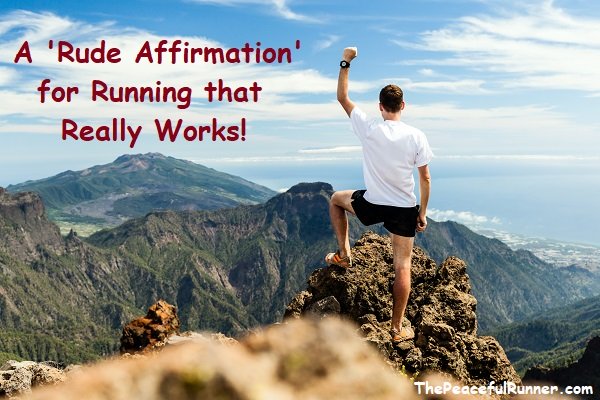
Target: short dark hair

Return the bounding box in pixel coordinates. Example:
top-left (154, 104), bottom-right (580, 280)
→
top-left (379, 84), bottom-right (403, 113)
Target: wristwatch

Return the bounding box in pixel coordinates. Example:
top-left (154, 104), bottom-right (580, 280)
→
top-left (340, 60), bottom-right (350, 68)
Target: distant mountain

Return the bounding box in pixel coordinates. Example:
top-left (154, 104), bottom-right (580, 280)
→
top-left (489, 295), bottom-right (600, 375)
top-left (415, 220), bottom-right (599, 331)
top-left (7, 153), bottom-right (276, 234)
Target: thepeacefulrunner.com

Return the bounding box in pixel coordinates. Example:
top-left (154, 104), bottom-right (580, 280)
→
top-left (414, 380), bottom-right (594, 397)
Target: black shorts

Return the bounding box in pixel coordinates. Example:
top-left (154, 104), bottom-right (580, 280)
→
top-left (351, 190), bottom-right (419, 237)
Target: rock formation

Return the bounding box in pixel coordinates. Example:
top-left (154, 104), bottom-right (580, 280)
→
top-left (120, 300), bottom-right (181, 354)
top-left (285, 232), bottom-right (521, 388)
top-left (0, 189), bottom-right (63, 261)
top-left (0, 361), bottom-right (65, 397)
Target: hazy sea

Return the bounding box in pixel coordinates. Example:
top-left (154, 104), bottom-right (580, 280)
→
top-left (211, 157), bottom-right (600, 247)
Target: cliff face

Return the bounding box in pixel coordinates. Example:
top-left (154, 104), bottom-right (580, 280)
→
top-left (286, 232), bottom-right (521, 387)
top-left (0, 188), bottom-right (63, 261)
top-left (0, 188), bottom-right (139, 362)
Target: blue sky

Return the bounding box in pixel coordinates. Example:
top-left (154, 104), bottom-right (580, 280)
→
top-left (1, 0), bottom-right (599, 244)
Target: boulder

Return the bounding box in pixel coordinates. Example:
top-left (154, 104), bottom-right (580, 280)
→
top-left (0, 360), bottom-right (65, 397)
top-left (120, 300), bottom-right (180, 354)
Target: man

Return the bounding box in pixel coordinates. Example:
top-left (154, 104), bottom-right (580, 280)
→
top-left (325, 47), bottom-right (432, 343)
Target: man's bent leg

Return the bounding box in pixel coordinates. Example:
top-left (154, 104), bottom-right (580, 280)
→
top-left (391, 233), bottom-right (414, 332)
top-left (329, 190), bottom-right (356, 258)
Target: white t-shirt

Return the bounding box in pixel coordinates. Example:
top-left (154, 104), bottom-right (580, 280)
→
top-left (350, 106), bottom-right (433, 207)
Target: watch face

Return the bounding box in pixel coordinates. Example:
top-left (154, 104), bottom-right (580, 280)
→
top-left (340, 60), bottom-right (350, 68)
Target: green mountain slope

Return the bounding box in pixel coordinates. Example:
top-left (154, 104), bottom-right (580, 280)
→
top-left (488, 295), bottom-right (600, 375)
top-left (0, 188), bottom-right (255, 365)
top-left (7, 153), bottom-right (275, 235)
top-left (0, 189), bottom-right (138, 364)
top-left (1, 182), bottom-right (597, 367)
top-left (87, 182), bottom-right (360, 325)
top-left (415, 220), bottom-right (599, 331)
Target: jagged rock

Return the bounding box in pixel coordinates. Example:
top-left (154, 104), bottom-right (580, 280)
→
top-left (120, 300), bottom-right (180, 354)
top-left (0, 189), bottom-right (63, 261)
top-left (306, 295), bottom-right (341, 317)
top-left (0, 360), bottom-right (65, 397)
top-left (285, 232), bottom-right (520, 389)
top-left (23, 318), bottom-right (422, 400)
top-left (523, 336), bottom-right (600, 399)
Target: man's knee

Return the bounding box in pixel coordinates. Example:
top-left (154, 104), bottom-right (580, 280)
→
top-left (394, 258), bottom-right (411, 271)
top-left (391, 234), bottom-right (414, 270)
top-left (331, 190), bottom-right (349, 204)
top-left (331, 190), bottom-right (356, 213)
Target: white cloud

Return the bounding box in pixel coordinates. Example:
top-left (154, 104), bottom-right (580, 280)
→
top-left (0, 66), bottom-right (17, 86)
top-left (299, 145), bottom-right (361, 154)
top-left (400, 79), bottom-right (488, 94)
top-left (186, 0), bottom-right (318, 22)
top-left (397, 1), bottom-right (600, 92)
top-left (314, 34), bottom-right (341, 51)
top-left (403, 102), bottom-right (576, 135)
top-left (190, 154), bottom-right (360, 163)
top-left (437, 154), bottom-right (600, 161)
top-left (428, 208), bottom-right (501, 227)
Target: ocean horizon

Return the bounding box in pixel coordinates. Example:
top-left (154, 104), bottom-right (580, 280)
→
top-left (210, 157), bottom-right (600, 248)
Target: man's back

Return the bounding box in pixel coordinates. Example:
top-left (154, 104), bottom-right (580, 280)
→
top-left (350, 107), bottom-right (433, 208)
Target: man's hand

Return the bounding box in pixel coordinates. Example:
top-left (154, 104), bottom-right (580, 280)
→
top-left (343, 47), bottom-right (357, 62)
top-left (416, 213), bottom-right (427, 232)
top-left (416, 164), bottom-right (431, 233)
top-left (338, 47), bottom-right (357, 117)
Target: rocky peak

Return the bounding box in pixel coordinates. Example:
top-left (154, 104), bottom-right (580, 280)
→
top-left (114, 152), bottom-right (166, 164)
top-left (0, 189), bottom-right (63, 261)
top-left (285, 232), bottom-right (520, 388)
top-left (286, 182), bottom-right (333, 194)
top-left (266, 182), bottom-right (333, 212)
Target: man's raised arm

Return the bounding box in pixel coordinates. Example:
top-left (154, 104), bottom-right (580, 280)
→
top-left (337, 47), bottom-right (357, 117)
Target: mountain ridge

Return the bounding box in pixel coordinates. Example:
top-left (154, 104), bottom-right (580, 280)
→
top-left (7, 153), bottom-right (276, 234)
top-left (489, 294), bottom-right (600, 375)
top-left (1, 180), bottom-right (598, 368)
top-left (415, 219), bottom-right (599, 331)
